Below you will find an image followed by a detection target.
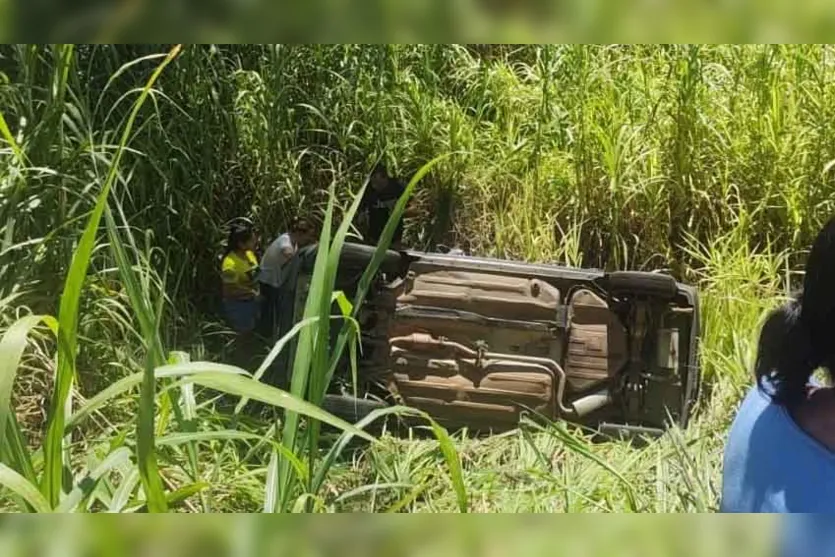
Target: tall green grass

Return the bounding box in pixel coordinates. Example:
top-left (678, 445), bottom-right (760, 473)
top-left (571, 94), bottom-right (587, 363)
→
top-left (0, 48), bottom-right (467, 512)
top-left (0, 44), bottom-right (829, 512)
top-left (4, 45), bottom-right (831, 312)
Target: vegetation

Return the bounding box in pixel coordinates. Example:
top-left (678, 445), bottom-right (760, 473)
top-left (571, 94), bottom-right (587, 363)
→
top-left (0, 43), bottom-right (822, 512)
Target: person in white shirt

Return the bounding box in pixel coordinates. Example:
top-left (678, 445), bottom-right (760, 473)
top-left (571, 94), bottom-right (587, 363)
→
top-left (257, 217), bottom-right (315, 338)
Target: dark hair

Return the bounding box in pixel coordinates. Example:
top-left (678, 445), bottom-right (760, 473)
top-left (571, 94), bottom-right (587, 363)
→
top-left (372, 162), bottom-right (388, 177)
top-left (756, 216), bottom-right (835, 408)
top-left (224, 220), bottom-right (254, 256)
top-left (290, 216), bottom-right (313, 235)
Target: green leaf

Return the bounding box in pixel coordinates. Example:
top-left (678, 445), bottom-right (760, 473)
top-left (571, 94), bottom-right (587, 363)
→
top-left (0, 463), bottom-right (51, 513)
top-left (165, 482), bottom-right (210, 509)
top-left (0, 315), bottom-right (57, 479)
top-left (313, 180), bottom-right (369, 405)
top-left (360, 406), bottom-right (469, 513)
top-left (0, 110), bottom-right (26, 165)
top-left (325, 154), bottom-right (453, 390)
top-left (41, 44), bottom-right (182, 510)
top-left (310, 405), bottom-right (413, 497)
top-left (385, 483), bottom-right (429, 514)
top-left (122, 481), bottom-right (211, 513)
top-left (291, 493), bottom-right (325, 513)
top-left (529, 419), bottom-right (639, 512)
top-left (108, 469), bottom-right (140, 513)
top-left (136, 351), bottom-right (168, 513)
top-left (276, 183), bottom-right (336, 512)
top-left (100, 54), bottom-right (169, 105)
top-left (235, 316), bottom-right (320, 415)
top-left (166, 351), bottom-right (201, 506)
top-left (332, 291), bottom-right (353, 317)
top-left (180, 372), bottom-right (375, 443)
top-left (427, 418), bottom-right (468, 513)
top-left (335, 482), bottom-right (414, 504)
top-left (264, 445), bottom-right (279, 514)
top-left (56, 447), bottom-right (132, 513)
top-left (155, 430), bottom-right (308, 484)
top-left (66, 363), bottom-right (250, 430)
top-left (3, 414), bottom-right (37, 488)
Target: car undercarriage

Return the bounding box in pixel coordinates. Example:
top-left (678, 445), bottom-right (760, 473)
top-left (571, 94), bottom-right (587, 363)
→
top-left (270, 243), bottom-right (701, 438)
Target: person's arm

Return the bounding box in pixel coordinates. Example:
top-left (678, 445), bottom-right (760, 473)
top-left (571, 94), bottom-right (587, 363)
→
top-left (278, 234), bottom-right (296, 258)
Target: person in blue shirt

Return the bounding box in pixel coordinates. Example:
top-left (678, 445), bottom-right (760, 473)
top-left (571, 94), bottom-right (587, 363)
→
top-left (721, 215), bottom-right (835, 513)
top-left (779, 515), bottom-right (835, 556)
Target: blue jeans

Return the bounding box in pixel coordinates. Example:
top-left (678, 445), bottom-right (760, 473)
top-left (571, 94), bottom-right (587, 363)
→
top-left (223, 298), bottom-right (260, 333)
top-left (258, 282), bottom-right (279, 339)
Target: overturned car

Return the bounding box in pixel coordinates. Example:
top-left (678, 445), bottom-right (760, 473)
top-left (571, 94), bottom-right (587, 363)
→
top-left (268, 243), bottom-right (701, 437)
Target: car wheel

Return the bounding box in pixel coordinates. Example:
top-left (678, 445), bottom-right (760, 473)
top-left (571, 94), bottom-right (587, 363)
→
top-left (604, 271), bottom-right (678, 300)
top-left (322, 393), bottom-right (391, 423)
top-left (679, 336), bottom-right (702, 428)
top-left (338, 242), bottom-right (404, 273)
top-left (298, 242), bottom-right (404, 275)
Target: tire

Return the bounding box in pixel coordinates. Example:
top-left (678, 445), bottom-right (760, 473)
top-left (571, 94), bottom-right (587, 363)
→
top-left (322, 394), bottom-right (390, 423)
top-left (681, 358), bottom-right (701, 428)
top-left (338, 243), bottom-right (404, 274)
top-left (603, 271), bottom-right (678, 300)
top-left (299, 243), bottom-right (404, 275)
top-left (679, 319), bottom-right (702, 429)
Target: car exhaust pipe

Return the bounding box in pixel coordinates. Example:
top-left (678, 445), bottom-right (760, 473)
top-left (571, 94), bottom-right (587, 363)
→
top-left (570, 389), bottom-right (613, 418)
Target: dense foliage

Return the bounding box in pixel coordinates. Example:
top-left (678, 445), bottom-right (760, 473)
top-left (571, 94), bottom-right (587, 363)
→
top-left (0, 44), bottom-right (826, 512)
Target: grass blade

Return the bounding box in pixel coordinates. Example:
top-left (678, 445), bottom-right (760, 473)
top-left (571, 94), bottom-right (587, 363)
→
top-left (0, 110), bottom-right (26, 165)
top-left (527, 419), bottom-right (640, 512)
top-left (136, 350), bottom-right (168, 512)
top-left (41, 44), bottom-right (181, 509)
top-left (108, 469), bottom-right (140, 513)
top-left (0, 463), bottom-right (51, 513)
top-left (0, 315), bottom-right (58, 464)
top-left (234, 316), bottom-right (320, 415)
top-left (302, 177), bottom-right (365, 500)
top-left (56, 447), bottom-right (132, 513)
top-left (281, 156), bottom-right (453, 512)
top-left (66, 363), bottom-right (249, 430)
top-left (334, 482), bottom-right (414, 504)
top-left (426, 419), bottom-right (468, 513)
top-left (384, 483), bottom-right (429, 514)
top-left (3, 414), bottom-right (37, 485)
top-left (325, 154), bottom-right (452, 388)
top-left (161, 482), bottom-right (210, 510)
top-left (264, 445), bottom-right (279, 513)
top-left (122, 481), bottom-right (211, 513)
top-left (276, 182), bottom-right (335, 512)
top-left (155, 430), bottom-right (308, 482)
top-left (310, 405), bottom-right (413, 497)
top-left (180, 372), bottom-right (375, 443)
top-left (166, 351), bottom-right (202, 507)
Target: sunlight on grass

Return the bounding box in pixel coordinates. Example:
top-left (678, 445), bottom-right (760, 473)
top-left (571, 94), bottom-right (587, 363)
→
top-left (0, 44), bottom-right (827, 513)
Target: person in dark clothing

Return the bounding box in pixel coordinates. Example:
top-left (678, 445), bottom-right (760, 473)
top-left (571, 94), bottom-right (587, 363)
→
top-left (359, 163), bottom-right (413, 250)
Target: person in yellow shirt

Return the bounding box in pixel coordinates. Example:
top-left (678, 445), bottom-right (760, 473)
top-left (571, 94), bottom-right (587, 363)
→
top-left (220, 220), bottom-right (261, 334)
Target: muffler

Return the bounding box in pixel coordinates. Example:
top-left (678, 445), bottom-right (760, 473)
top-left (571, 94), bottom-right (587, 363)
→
top-left (570, 389), bottom-right (613, 418)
